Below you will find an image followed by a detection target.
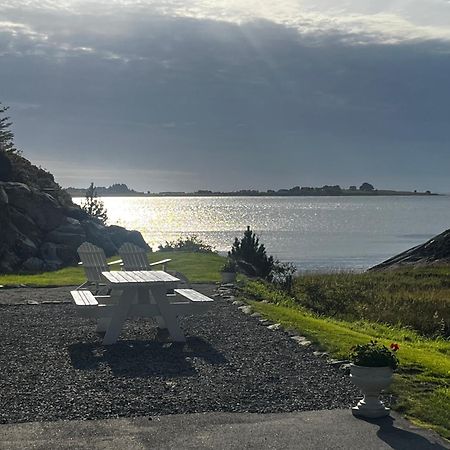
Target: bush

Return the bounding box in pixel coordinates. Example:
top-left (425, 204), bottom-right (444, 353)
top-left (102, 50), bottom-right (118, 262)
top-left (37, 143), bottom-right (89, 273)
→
top-left (81, 182), bottom-right (108, 225)
top-left (270, 261), bottom-right (297, 293)
top-left (229, 226), bottom-right (274, 279)
top-left (158, 235), bottom-right (213, 253)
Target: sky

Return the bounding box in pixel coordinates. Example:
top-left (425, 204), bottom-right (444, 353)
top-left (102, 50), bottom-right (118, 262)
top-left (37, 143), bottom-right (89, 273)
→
top-left (1, 0), bottom-right (450, 193)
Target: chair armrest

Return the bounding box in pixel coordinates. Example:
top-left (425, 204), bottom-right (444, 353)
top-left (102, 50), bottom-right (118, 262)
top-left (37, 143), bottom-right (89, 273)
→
top-left (78, 259), bottom-right (122, 266)
top-left (107, 259), bottom-right (123, 265)
top-left (148, 258), bottom-right (172, 267)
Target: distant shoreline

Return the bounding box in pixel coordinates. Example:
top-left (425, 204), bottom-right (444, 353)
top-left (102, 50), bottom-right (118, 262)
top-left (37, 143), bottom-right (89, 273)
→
top-left (67, 190), bottom-right (445, 198)
top-left (68, 190), bottom-right (439, 198)
top-left (66, 183), bottom-right (439, 198)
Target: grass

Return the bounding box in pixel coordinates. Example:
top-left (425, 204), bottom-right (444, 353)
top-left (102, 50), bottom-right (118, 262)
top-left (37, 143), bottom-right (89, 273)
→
top-left (243, 279), bottom-right (450, 439)
top-left (0, 251), bottom-right (226, 287)
top-left (289, 267), bottom-right (450, 337)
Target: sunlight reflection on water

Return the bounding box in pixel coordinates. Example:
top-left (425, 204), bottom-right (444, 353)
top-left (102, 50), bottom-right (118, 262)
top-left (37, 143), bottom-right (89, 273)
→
top-left (73, 196), bottom-right (450, 271)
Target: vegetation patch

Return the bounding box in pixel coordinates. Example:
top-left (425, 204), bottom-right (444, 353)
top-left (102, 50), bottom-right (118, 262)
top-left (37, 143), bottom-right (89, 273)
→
top-left (0, 251), bottom-right (226, 286)
top-left (283, 268), bottom-right (450, 337)
top-left (243, 276), bottom-right (450, 439)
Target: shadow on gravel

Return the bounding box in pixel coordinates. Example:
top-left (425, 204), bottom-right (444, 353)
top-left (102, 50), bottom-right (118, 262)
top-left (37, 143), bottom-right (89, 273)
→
top-left (359, 416), bottom-right (448, 450)
top-left (68, 336), bottom-right (227, 378)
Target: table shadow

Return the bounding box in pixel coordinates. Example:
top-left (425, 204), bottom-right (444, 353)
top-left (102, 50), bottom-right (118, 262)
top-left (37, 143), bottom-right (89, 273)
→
top-left (68, 336), bottom-right (226, 378)
top-left (357, 416), bottom-right (448, 450)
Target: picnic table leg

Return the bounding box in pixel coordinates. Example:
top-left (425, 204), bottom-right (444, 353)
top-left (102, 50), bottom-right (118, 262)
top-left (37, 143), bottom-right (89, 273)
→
top-left (139, 286), bottom-right (167, 329)
top-left (102, 289), bottom-right (133, 345)
top-left (96, 289), bottom-right (123, 333)
top-left (149, 286), bottom-right (186, 342)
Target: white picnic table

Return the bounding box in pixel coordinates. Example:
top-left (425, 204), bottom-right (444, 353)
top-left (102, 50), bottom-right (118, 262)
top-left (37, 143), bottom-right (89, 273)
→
top-left (71, 270), bottom-right (213, 345)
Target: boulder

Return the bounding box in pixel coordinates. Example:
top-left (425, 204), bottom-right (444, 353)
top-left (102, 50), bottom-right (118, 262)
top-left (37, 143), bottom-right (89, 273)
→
top-left (0, 152), bottom-right (12, 181)
top-left (2, 182), bottom-right (65, 231)
top-left (0, 185), bottom-right (8, 204)
top-left (370, 228), bottom-right (450, 270)
top-left (9, 207), bottom-right (42, 243)
top-left (64, 206), bottom-right (89, 221)
top-left (0, 154), bottom-right (149, 274)
top-left (15, 235), bottom-right (38, 259)
top-left (107, 225), bottom-right (150, 250)
top-left (0, 248), bottom-right (20, 273)
top-left (39, 242), bottom-right (63, 271)
top-left (22, 257), bottom-right (45, 272)
top-left (82, 221), bottom-right (117, 256)
top-left (46, 221), bottom-right (86, 248)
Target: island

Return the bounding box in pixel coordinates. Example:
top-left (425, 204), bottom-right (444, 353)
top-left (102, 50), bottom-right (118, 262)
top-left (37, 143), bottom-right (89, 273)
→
top-left (66, 182), bottom-right (437, 198)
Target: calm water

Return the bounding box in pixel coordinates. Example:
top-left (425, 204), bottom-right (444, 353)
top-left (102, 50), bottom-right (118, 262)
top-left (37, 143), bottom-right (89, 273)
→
top-left (73, 196), bottom-right (450, 271)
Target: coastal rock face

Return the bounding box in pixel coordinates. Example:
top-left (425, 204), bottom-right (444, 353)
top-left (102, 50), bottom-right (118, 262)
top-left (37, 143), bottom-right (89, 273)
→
top-left (0, 178), bottom-right (149, 274)
top-left (370, 229), bottom-right (450, 270)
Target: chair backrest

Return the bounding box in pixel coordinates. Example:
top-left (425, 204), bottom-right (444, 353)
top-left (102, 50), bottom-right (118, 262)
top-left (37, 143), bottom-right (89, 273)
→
top-left (77, 242), bottom-right (109, 283)
top-left (119, 242), bottom-right (150, 271)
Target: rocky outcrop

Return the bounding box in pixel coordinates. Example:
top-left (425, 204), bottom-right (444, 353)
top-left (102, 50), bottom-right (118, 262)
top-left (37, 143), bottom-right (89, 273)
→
top-left (370, 229), bottom-right (450, 270)
top-left (0, 180), bottom-right (149, 273)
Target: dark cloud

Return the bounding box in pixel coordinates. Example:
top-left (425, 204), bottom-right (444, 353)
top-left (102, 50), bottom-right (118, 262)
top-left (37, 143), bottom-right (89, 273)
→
top-left (1, 9), bottom-right (449, 191)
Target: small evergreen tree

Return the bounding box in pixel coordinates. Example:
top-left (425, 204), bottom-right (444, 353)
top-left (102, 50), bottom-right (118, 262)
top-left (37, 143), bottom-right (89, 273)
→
top-left (229, 226), bottom-right (274, 279)
top-left (0, 102), bottom-right (20, 154)
top-left (81, 182), bottom-right (108, 225)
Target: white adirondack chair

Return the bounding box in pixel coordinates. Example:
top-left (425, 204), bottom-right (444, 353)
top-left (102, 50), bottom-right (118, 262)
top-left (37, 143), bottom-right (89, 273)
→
top-left (118, 242), bottom-right (190, 286)
top-left (118, 242), bottom-right (172, 271)
top-left (77, 242), bottom-right (122, 293)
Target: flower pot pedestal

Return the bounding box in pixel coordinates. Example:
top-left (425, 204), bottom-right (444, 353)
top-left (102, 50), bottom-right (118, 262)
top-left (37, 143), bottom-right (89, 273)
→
top-left (350, 365), bottom-right (393, 419)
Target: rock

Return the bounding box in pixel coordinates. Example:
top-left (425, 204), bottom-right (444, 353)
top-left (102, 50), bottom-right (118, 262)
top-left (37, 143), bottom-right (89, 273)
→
top-left (329, 359), bottom-right (349, 367)
top-left (64, 206), bottom-right (89, 221)
top-left (291, 336), bottom-right (312, 346)
top-left (238, 305), bottom-right (252, 315)
top-left (107, 225), bottom-right (149, 250)
top-left (0, 153), bottom-right (12, 181)
top-left (0, 249), bottom-right (20, 273)
top-left (9, 207), bottom-right (41, 242)
top-left (267, 323), bottom-right (282, 331)
top-left (0, 185), bottom-right (8, 204)
top-left (371, 228), bottom-right (450, 269)
top-left (39, 242), bottom-right (63, 271)
top-left (2, 182), bottom-right (65, 231)
top-left (0, 156), bottom-right (149, 274)
top-left (82, 221), bottom-right (117, 256)
top-left (22, 257), bottom-right (45, 272)
top-left (15, 234), bottom-right (38, 259)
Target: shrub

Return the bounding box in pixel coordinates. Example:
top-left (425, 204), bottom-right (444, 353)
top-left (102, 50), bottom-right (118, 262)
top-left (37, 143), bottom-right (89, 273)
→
top-left (158, 235), bottom-right (213, 253)
top-left (229, 226), bottom-right (274, 279)
top-left (81, 182), bottom-right (108, 225)
top-left (270, 261), bottom-right (297, 293)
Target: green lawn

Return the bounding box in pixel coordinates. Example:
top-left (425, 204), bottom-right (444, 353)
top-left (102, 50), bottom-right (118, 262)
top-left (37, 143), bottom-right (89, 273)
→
top-left (0, 251), bottom-right (226, 287)
top-left (243, 280), bottom-right (450, 439)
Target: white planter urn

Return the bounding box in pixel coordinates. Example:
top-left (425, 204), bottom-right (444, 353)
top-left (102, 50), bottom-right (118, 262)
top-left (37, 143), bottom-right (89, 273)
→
top-left (221, 271), bottom-right (236, 283)
top-left (350, 364), bottom-right (393, 418)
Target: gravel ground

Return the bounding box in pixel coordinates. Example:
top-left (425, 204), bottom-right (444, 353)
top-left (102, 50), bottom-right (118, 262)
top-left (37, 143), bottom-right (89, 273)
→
top-left (0, 286), bottom-right (358, 424)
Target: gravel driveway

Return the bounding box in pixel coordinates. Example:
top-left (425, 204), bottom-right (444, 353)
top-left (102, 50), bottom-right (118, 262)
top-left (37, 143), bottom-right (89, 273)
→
top-left (0, 286), bottom-right (358, 424)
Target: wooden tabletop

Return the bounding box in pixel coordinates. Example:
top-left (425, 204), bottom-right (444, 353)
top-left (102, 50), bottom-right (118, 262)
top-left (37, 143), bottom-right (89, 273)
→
top-left (102, 270), bottom-right (180, 286)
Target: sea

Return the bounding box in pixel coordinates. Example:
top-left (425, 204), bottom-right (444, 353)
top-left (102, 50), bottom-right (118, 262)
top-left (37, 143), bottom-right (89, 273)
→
top-left (73, 195), bottom-right (450, 272)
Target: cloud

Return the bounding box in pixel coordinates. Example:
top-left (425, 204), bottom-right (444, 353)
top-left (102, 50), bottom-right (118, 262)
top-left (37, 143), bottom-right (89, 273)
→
top-left (1, 0), bottom-right (450, 62)
top-left (1, 1), bottom-right (449, 191)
